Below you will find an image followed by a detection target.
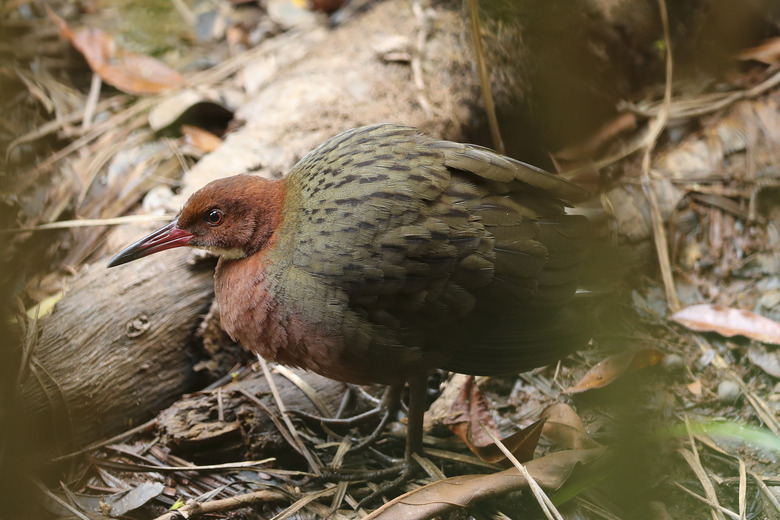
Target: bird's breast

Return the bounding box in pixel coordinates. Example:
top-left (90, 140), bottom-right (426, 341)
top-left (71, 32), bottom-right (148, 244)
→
top-left (214, 254), bottom-right (399, 385)
top-left (215, 255), bottom-right (283, 360)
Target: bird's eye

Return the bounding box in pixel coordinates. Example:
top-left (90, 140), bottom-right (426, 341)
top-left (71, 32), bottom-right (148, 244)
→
top-left (205, 209), bottom-right (224, 226)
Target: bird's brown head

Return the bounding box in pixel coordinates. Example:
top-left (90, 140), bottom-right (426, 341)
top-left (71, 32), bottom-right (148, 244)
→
top-left (108, 175), bottom-right (285, 268)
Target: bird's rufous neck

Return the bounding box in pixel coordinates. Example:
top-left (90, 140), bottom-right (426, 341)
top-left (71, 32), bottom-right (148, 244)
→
top-left (244, 177), bottom-right (286, 256)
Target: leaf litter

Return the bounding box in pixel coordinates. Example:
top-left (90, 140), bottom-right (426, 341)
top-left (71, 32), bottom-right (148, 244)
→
top-left (5, 1), bottom-right (780, 519)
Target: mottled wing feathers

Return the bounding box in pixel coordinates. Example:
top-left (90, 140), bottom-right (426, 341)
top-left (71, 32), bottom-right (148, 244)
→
top-left (275, 124), bottom-right (590, 378)
top-left (430, 139), bottom-right (589, 202)
top-left (442, 307), bottom-right (592, 375)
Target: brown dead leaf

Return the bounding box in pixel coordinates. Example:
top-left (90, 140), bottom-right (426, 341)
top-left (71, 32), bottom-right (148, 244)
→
top-left (671, 304), bottom-right (780, 345)
top-left (747, 344), bottom-right (780, 378)
top-left (478, 420), bottom-right (546, 464)
top-left (541, 403), bottom-right (601, 450)
top-left (687, 380), bottom-right (703, 396)
top-left (444, 376), bottom-right (543, 463)
top-left (567, 348), bottom-right (665, 394)
top-left (555, 111), bottom-right (637, 161)
top-left (737, 37), bottom-right (780, 65)
top-left (363, 447), bottom-right (606, 520)
top-left (182, 125), bottom-right (222, 153)
top-left (444, 376), bottom-right (496, 446)
top-left (47, 7), bottom-right (184, 95)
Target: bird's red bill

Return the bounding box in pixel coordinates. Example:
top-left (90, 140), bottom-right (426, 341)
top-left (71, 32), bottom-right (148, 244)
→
top-left (108, 220), bottom-right (194, 267)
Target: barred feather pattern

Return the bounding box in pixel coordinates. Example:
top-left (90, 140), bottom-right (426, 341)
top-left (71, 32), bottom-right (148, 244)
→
top-left (219, 124), bottom-right (594, 384)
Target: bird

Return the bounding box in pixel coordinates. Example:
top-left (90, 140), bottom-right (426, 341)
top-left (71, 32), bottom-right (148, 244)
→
top-left (108, 123), bottom-right (592, 471)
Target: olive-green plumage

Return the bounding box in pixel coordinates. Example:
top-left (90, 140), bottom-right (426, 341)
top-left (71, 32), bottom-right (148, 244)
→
top-left (213, 124), bottom-right (591, 384)
top-left (108, 123), bottom-right (594, 466)
top-left (110, 124), bottom-right (591, 385)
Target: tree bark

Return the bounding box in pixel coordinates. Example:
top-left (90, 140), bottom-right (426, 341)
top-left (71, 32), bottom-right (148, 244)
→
top-left (157, 367), bottom-right (362, 465)
top-left (18, 251), bottom-right (215, 460)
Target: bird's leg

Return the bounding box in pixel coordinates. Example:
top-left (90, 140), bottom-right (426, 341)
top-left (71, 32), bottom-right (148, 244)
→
top-left (292, 382), bottom-right (404, 468)
top-left (318, 375), bottom-right (427, 480)
top-left (404, 373), bottom-right (427, 460)
top-left (348, 374), bottom-right (428, 508)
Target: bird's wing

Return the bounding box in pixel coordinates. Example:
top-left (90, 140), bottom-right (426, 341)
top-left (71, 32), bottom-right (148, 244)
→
top-left (275, 124), bottom-right (590, 378)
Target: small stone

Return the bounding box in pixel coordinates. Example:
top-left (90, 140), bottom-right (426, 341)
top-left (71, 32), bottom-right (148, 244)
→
top-left (717, 380), bottom-right (741, 404)
top-left (662, 353), bottom-right (685, 375)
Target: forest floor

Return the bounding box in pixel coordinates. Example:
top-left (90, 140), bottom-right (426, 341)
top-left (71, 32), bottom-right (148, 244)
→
top-left (2, 1), bottom-right (780, 519)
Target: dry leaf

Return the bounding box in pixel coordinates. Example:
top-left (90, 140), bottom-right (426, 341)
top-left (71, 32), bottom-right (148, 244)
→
top-left (687, 380), bottom-right (703, 396)
top-left (148, 89), bottom-right (235, 132)
top-left (671, 304), bottom-right (780, 345)
top-left (363, 448), bottom-right (606, 520)
top-left (444, 376), bottom-right (543, 463)
top-left (541, 403), bottom-right (601, 450)
top-left (182, 125), bottom-right (223, 153)
top-left (747, 344), bottom-right (780, 378)
top-left (567, 348), bottom-right (665, 394)
top-left (737, 37), bottom-right (780, 65)
top-left (444, 376), bottom-right (496, 447)
top-left (48, 7), bottom-right (184, 95)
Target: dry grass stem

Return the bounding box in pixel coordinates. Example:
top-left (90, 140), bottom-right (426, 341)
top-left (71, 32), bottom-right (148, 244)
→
top-left (468, 0), bottom-right (503, 154)
top-left (258, 356), bottom-right (323, 474)
top-left (274, 364), bottom-right (334, 418)
top-left (680, 416), bottom-right (727, 520)
top-left (82, 73), bottom-right (102, 129)
top-left (152, 488), bottom-right (288, 520)
top-left (30, 478), bottom-right (91, 520)
top-left (268, 486), bottom-right (340, 520)
top-left (729, 374), bottom-right (780, 435)
top-left (672, 483), bottom-right (739, 520)
top-left (1, 214), bottom-right (176, 234)
top-left (479, 422), bottom-right (563, 520)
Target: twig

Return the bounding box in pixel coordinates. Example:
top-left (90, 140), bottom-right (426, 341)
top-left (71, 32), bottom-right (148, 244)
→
top-left (5, 94), bottom-right (130, 160)
top-left (729, 374), bottom-right (780, 435)
top-left (0, 213), bottom-right (176, 234)
top-left (237, 388), bottom-right (305, 458)
top-left (564, 62), bottom-right (780, 182)
top-left (17, 96), bottom-right (157, 191)
top-left (30, 478), bottom-right (91, 520)
top-left (411, 452), bottom-right (446, 480)
top-left (257, 356), bottom-right (322, 475)
top-left (639, 0), bottom-right (679, 313)
top-left (29, 358), bottom-right (74, 455)
top-left (672, 483), bottom-right (739, 520)
top-left (626, 66), bottom-right (780, 121)
top-left (216, 387), bottom-right (225, 422)
top-left (574, 497), bottom-right (625, 520)
top-left (51, 418), bottom-right (157, 462)
top-left (749, 470), bottom-right (780, 514)
top-left (153, 488), bottom-right (288, 520)
top-left (268, 486), bottom-right (339, 520)
top-left (480, 422), bottom-right (563, 520)
top-left (467, 0), bottom-right (503, 154)
top-left (82, 73), bottom-right (102, 129)
top-left (738, 459), bottom-right (746, 520)
top-left (93, 457), bottom-right (276, 474)
top-left (15, 309), bottom-right (39, 391)
top-left (411, 0), bottom-right (433, 119)
top-left (680, 416), bottom-right (727, 520)
top-left (273, 364), bottom-right (333, 418)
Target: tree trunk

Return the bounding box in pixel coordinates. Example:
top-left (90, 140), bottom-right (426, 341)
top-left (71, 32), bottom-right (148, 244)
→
top-left (18, 251), bottom-right (215, 460)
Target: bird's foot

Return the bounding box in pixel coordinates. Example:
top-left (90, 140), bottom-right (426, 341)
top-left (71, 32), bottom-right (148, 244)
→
top-left (289, 383), bottom-right (403, 453)
top-left (356, 461), bottom-right (417, 508)
top-left (319, 456), bottom-right (419, 507)
top-left (290, 405), bottom-right (383, 429)
top-left (320, 458), bottom-right (404, 482)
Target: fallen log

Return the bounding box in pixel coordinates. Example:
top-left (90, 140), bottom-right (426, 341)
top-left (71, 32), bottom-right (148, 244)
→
top-left (157, 366), bottom-right (363, 466)
top-left (18, 250), bottom-right (215, 460)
